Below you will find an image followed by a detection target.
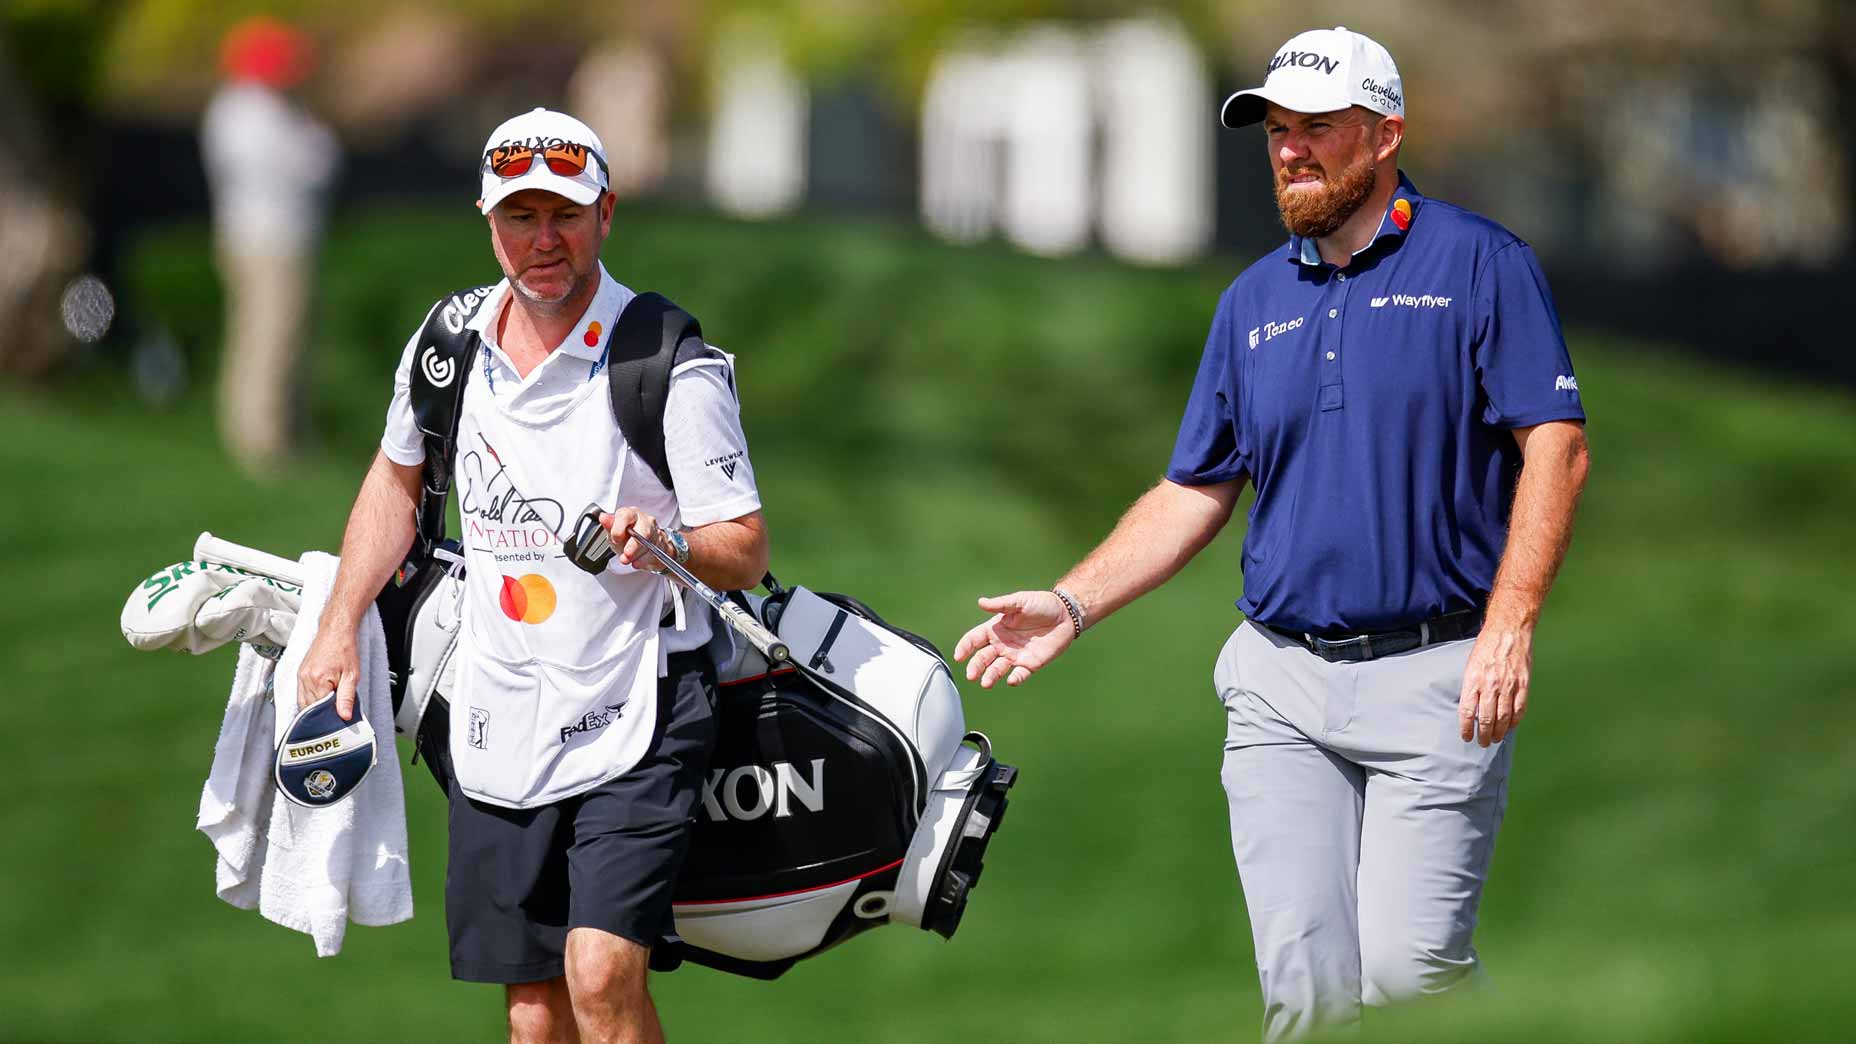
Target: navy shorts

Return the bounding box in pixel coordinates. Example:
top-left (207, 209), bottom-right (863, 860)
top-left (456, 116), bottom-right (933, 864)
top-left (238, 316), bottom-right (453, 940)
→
top-left (442, 650), bottom-right (718, 984)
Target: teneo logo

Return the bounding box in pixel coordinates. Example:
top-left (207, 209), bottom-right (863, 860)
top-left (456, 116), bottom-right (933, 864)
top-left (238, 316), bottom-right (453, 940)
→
top-left (1361, 78), bottom-right (1403, 109)
top-left (420, 345), bottom-right (456, 387)
top-left (1254, 316), bottom-right (1305, 344)
top-left (560, 703), bottom-right (625, 744)
top-left (468, 707), bottom-right (489, 750)
top-left (288, 737), bottom-right (341, 759)
top-left (1370, 294), bottom-right (1454, 309)
top-left (304, 770), bottom-right (337, 801)
top-left (701, 759), bottom-right (826, 821)
top-left (1269, 50), bottom-right (1340, 76)
top-left (1555, 375), bottom-right (1579, 391)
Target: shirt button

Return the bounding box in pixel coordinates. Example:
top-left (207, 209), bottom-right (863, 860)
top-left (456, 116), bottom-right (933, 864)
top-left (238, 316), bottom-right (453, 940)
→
top-left (1326, 351), bottom-right (1336, 361)
top-left (1337, 273), bottom-right (1347, 281)
top-left (1328, 308), bottom-right (1338, 318)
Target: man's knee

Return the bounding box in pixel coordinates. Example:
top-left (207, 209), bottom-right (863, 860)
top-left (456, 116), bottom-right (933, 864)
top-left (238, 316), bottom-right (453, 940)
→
top-left (564, 928), bottom-right (652, 1013)
top-left (506, 978), bottom-right (574, 1044)
top-left (1359, 936), bottom-right (1479, 1006)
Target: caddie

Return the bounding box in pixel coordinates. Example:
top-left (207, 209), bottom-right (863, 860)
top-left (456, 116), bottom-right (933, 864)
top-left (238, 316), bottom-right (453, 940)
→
top-left (954, 27), bottom-right (1589, 1041)
top-left (295, 107), bottom-right (768, 1043)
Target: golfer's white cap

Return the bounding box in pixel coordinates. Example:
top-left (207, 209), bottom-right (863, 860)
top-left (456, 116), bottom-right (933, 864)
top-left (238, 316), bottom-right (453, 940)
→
top-left (477, 108), bottom-right (609, 213)
top-left (1219, 27), bottom-right (1404, 129)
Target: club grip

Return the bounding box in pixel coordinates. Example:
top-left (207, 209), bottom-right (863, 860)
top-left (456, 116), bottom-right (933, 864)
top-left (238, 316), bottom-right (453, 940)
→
top-left (721, 600), bottom-right (789, 664)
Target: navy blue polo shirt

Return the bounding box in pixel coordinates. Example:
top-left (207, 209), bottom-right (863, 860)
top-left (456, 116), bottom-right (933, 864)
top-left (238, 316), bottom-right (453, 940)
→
top-left (1167, 172), bottom-right (1585, 634)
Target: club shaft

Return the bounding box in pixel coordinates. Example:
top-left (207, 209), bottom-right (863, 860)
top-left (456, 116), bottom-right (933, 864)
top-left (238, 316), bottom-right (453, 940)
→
top-left (632, 538), bottom-right (790, 664)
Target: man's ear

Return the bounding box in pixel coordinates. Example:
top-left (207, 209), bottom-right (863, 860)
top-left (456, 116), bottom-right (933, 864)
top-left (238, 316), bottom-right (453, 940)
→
top-left (1376, 115), bottom-right (1405, 163)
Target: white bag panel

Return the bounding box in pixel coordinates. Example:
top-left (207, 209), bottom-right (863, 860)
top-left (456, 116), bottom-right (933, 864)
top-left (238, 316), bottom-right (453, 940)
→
top-left (776, 587), bottom-right (965, 764)
top-left (398, 570), bottom-right (464, 736)
top-left (672, 881), bottom-right (857, 962)
top-left (893, 741), bottom-right (993, 929)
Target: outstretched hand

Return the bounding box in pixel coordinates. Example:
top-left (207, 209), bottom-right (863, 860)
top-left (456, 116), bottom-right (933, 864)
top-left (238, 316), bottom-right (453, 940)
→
top-left (953, 591), bottom-right (1077, 688)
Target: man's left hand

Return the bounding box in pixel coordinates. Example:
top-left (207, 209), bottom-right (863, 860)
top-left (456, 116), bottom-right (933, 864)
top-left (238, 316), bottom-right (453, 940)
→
top-left (1459, 624), bottom-right (1532, 746)
top-left (601, 508), bottom-right (672, 573)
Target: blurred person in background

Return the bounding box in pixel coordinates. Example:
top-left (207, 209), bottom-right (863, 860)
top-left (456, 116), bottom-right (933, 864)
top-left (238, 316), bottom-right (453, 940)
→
top-left (202, 16), bottom-right (338, 474)
top-left (956, 26), bottom-right (1589, 1041)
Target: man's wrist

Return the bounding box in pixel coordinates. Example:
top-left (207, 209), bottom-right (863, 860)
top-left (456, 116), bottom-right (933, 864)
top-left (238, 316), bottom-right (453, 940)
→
top-left (1052, 586), bottom-right (1086, 638)
top-left (664, 527), bottom-right (691, 567)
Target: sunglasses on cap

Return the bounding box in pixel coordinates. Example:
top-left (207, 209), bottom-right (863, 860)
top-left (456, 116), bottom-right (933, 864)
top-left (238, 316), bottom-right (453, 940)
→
top-left (483, 141), bottom-right (607, 180)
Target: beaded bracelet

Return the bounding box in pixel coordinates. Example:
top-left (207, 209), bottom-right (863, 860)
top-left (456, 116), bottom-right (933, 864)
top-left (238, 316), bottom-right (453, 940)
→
top-left (1052, 587), bottom-right (1085, 639)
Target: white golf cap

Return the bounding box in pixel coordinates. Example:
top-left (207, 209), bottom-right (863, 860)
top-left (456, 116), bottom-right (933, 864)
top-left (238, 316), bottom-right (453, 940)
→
top-left (477, 108), bottom-right (609, 212)
top-left (1219, 26), bottom-right (1404, 129)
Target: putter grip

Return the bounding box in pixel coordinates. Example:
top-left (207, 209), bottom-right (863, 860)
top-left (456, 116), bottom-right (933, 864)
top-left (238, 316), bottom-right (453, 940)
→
top-left (722, 600), bottom-right (789, 663)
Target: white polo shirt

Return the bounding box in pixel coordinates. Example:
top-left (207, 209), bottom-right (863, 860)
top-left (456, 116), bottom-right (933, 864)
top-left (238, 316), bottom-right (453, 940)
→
top-left (380, 264), bottom-right (762, 658)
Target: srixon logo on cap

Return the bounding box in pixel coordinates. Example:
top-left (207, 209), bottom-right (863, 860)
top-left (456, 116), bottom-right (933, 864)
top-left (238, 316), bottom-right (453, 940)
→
top-left (1269, 50), bottom-right (1341, 76)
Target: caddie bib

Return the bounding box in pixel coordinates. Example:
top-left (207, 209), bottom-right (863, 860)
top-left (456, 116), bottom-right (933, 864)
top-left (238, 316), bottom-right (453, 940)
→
top-left (447, 328), bottom-right (673, 809)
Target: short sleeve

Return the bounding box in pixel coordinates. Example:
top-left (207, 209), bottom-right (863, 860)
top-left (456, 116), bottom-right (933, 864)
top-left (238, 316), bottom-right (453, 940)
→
top-left (663, 354), bottom-right (762, 527)
top-left (380, 328), bottom-right (426, 466)
top-left (1472, 242), bottom-right (1586, 428)
top-left (1165, 292), bottom-right (1246, 485)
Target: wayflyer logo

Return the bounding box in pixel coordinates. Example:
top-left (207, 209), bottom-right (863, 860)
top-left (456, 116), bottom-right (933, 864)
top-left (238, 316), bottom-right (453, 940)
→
top-left (499, 573), bottom-right (558, 624)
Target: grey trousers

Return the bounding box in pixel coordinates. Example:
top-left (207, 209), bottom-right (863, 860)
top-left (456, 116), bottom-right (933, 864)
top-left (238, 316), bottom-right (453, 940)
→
top-left (1214, 620), bottom-right (1512, 1042)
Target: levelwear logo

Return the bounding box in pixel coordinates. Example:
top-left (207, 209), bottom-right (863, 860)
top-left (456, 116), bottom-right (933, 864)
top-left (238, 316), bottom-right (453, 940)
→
top-left (1269, 50), bottom-right (1340, 76)
top-left (1248, 316), bottom-right (1306, 349)
top-left (1555, 375), bottom-right (1579, 391)
top-left (1369, 294), bottom-right (1454, 309)
top-left (701, 759), bottom-right (826, 821)
top-left (705, 451), bottom-right (744, 481)
top-left (560, 702), bottom-right (626, 744)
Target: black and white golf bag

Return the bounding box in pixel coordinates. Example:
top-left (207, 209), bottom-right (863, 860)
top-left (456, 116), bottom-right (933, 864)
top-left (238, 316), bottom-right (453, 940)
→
top-left (378, 553), bottom-right (1018, 980)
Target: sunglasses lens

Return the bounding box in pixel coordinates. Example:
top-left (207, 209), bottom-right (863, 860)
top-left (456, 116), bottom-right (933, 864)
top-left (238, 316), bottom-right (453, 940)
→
top-left (543, 145), bottom-right (588, 177)
top-left (490, 147), bottom-right (535, 177)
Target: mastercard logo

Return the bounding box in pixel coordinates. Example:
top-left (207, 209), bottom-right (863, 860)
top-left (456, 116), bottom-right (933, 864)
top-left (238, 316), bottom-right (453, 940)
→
top-left (584, 321), bottom-right (602, 348)
top-left (1390, 198), bottom-right (1413, 232)
top-left (499, 573), bottom-right (557, 624)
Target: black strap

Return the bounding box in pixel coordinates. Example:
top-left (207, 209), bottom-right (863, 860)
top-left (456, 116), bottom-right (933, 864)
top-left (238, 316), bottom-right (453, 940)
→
top-left (407, 286), bottom-right (495, 565)
top-left (607, 291), bottom-right (726, 492)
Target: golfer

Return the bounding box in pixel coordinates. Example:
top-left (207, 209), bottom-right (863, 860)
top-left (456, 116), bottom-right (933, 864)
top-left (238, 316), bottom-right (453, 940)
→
top-left (296, 107), bottom-right (768, 1043)
top-left (955, 27), bottom-right (1589, 1041)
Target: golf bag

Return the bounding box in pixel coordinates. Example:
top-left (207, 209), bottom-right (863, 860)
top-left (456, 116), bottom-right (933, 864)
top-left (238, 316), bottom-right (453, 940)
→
top-left (382, 554), bottom-right (1018, 979)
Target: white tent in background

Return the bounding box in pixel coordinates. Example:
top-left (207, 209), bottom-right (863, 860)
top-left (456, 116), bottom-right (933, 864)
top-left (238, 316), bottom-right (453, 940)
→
top-left (569, 41), bottom-right (671, 200)
top-left (1094, 15), bottom-right (1212, 265)
top-left (998, 25), bottom-right (1093, 257)
top-left (921, 40), bottom-right (1005, 245)
top-left (706, 24), bottom-right (808, 218)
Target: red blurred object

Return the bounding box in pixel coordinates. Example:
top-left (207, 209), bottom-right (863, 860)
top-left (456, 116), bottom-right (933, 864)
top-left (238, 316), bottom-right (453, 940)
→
top-left (220, 17), bottom-right (316, 89)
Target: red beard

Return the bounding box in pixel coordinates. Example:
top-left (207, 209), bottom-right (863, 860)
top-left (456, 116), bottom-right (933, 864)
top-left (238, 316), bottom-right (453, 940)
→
top-left (1274, 151), bottom-right (1378, 239)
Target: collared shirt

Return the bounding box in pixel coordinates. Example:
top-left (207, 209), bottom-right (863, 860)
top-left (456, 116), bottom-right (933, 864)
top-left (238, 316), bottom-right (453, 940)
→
top-left (381, 264), bottom-right (762, 654)
top-left (1167, 172), bottom-right (1585, 634)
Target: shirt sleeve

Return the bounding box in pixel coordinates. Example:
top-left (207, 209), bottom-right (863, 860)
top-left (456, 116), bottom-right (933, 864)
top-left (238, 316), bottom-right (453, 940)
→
top-left (1472, 241), bottom-right (1586, 428)
top-left (380, 328), bottom-right (426, 466)
top-left (1165, 291), bottom-right (1247, 485)
top-left (663, 353), bottom-right (762, 527)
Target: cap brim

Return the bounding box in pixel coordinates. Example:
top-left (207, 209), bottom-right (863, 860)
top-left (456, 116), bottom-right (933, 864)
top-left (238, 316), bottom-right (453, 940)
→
top-left (479, 171), bottom-right (603, 213)
top-left (1219, 85), bottom-right (1358, 128)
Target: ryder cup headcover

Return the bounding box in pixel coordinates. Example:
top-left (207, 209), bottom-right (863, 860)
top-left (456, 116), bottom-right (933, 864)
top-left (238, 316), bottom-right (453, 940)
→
top-left (274, 692), bottom-right (378, 807)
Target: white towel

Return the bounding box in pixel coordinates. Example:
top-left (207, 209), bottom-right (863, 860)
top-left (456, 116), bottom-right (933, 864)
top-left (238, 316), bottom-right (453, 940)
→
top-left (197, 551), bottom-right (413, 955)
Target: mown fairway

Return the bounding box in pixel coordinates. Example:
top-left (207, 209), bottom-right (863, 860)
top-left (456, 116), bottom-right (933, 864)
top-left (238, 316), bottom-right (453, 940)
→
top-left (2, 205), bottom-right (1853, 1043)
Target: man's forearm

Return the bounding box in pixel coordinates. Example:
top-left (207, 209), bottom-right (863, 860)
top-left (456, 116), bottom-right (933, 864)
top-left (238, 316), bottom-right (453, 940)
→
top-left (320, 451), bottom-right (422, 631)
top-left (1057, 477), bottom-right (1244, 629)
top-left (1486, 422), bottom-right (1589, 630)
top-left (683, 511), bottom-right (769, 591)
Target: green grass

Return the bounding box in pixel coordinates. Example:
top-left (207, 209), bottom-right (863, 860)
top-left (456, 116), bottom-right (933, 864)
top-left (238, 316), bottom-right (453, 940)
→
top-left (2, 203), bottom-right (1853, 1043)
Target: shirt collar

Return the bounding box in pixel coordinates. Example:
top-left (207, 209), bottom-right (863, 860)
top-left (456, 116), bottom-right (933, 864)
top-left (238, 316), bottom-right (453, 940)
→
top-left (468, 262), bottom-right (624, 361)
top-left (1288, 171), bottom-right (1423, 268)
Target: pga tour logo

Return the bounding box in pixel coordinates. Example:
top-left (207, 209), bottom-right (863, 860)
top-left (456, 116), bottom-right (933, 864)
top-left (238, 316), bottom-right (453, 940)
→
top-left (1248, 316), bottom-right (1305, 349)
top-left (701, 759), bottom-right (826, 822)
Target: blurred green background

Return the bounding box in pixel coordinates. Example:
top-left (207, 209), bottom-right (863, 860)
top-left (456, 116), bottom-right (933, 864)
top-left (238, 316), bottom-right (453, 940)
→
top-left (5, 1), bottom-right (1856, 1042)
top-left (3, 203), bottom-right (1855, 1042)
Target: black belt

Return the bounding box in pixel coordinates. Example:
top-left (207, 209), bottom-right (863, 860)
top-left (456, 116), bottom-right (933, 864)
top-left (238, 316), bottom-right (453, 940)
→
top-left (1256, 608), bottom-right (1483, 663)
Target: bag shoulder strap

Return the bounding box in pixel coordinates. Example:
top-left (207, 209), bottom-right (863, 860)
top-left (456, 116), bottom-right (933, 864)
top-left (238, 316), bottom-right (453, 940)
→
top-left (406, 284), bottom-right (495, 563)
top-left (607, 291), bottom-right (724, 491)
